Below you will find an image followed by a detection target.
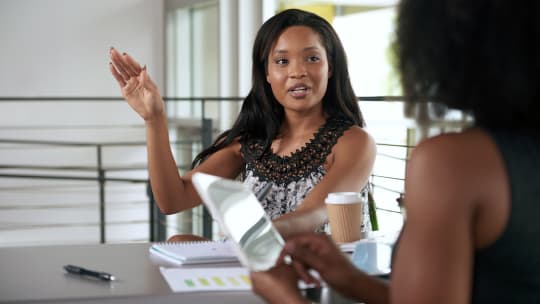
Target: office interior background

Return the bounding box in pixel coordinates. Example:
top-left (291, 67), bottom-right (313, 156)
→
top-left (0, 0), bottom-right (469, 247)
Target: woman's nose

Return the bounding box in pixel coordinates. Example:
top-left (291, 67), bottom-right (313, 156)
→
top-left (288, 61), bottom-right (307, 78)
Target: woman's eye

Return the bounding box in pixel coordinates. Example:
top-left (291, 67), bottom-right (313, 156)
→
top-left (275, 58), bottom-right (288, 65)
top-left (307, 56), bottom-right (321, 62)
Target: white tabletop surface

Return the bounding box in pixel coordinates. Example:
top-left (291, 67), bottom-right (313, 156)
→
top-left (0, 242), bottom-right (264, 304)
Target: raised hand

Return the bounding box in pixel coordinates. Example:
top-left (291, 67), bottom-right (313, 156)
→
top-left (109, 47), bottom-right (164, 121)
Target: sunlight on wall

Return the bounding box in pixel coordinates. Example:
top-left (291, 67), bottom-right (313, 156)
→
top-left (279, 3), bottom-right (336, 23)
top-left (333, 7), bottom-right (400, 96)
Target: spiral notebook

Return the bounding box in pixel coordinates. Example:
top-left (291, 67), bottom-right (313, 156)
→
top-left (149, 240), bottom-right (239, 266)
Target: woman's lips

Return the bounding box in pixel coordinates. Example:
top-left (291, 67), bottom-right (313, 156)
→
top-left (288, 84), bottom-right (310, 98)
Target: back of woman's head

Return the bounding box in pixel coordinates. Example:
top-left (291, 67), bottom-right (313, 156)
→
top-left (247, 8), bottom-right (364, 130)
top-left (396, 0), bottom-right (540, 130)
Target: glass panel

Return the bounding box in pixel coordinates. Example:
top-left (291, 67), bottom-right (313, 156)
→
top-left (165, 2), bottom-right (219, 239)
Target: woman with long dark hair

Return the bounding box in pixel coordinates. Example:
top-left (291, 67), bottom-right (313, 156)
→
top-left (109, 9), bottom-right (375, 240)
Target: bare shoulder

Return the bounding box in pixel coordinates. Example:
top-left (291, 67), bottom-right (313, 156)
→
top-left (223, 137), bottom-right (243, 155)
top-left (335, 125), bottom-right (376, 151)
top-left (215, 137), bottom-right (244, 166)
top-left (409, 129), bottom-right (496, 171)
top-left (406, 128), bottom-right (503, 210)
top-left (329, 126), bottom-right (376, 173)
top-left (187, 137), bottom-right (245, 179)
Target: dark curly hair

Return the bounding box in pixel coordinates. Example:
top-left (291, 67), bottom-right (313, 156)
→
top-left (396, 0), bottom-right (540, 131)
top-left (192, 8), bottom-right (364, 167)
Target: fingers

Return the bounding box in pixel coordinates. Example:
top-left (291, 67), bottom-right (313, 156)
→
top-left (272, 234), bottom-right (327, 285)
top-left (274, 245), bottom-right (318, 285)
top-left (292, 260), bottom-right (320, 286)
top-left (122, 52), bottom-right (143, 75)
top-left (109, 47), bottom-right (142, 85)
top-left (250, 264), bottom-right (304, 302)
top-left (109, 62), bottom-right (126, 87)
top-left (275, 248), bottom-right (292, 266)
top-left (284, 234), bottom-right (337, 271)
top-left (109, 48), bottom-right (131, 81)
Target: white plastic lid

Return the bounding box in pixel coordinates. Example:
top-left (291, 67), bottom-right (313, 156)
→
top-left (325, 192), bottom-right (362, 204)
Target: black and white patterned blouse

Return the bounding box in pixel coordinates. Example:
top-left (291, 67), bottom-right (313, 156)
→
top-left (240, 116), bottom-right (371, 232)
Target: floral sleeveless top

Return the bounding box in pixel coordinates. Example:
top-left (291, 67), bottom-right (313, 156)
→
top-left (240, 116), bottom-right (371, 232)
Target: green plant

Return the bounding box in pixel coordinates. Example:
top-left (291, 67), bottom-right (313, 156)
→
top-left (368, 191), bottom-right (379, 231)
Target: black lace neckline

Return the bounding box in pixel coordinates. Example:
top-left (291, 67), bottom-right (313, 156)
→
top-left (241, 117), bottom-right (354, 185)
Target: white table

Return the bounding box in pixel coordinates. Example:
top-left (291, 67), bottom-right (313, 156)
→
top-left (0, 242), bottom-right (264, 304)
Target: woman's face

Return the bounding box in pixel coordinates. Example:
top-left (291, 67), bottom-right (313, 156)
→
top-left (266, 26), bottom-right (331, 115)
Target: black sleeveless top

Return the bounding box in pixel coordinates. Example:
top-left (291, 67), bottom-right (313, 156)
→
top-left (239, 117), bottom-right (371, 232)
top-left (471, 129), bottom-right (540, 302)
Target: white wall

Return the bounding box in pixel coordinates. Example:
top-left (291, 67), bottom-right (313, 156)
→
top-left (0, 0), bottom-right (164, 97)
top-left (0, 0), bottom-right (166, 246)
top-left (0, 0), bottom-right (165, 142)
top-left (0, 0), bottom-right (167, 145)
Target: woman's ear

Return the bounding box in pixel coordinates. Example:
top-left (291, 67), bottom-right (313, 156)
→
top-left (266, 74), bottom-right (271, 84)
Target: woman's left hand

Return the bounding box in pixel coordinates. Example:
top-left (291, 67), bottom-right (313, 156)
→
top-left (250, 264), bottom-right (309, 304)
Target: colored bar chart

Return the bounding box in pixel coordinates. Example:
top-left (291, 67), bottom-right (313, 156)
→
top-left (160, 267), bottom-right (252, 292)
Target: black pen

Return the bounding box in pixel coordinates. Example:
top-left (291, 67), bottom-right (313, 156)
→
top-left (63, 264), bottom-right (116, 281)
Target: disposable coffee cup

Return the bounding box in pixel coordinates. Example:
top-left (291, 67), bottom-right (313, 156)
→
top-left (325, 192), bottom-right (363, 244)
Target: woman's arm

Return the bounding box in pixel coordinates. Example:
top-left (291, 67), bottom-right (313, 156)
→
top-left (144, 115), bottom-right (245, 214)
top-left (390, 134), bottom-right (478, 304)
top-left (274, 127), bottom-right (376, 238)
top-left (109, 48), bottom-right (244, 214)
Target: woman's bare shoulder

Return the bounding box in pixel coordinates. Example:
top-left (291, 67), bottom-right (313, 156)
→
top-left (337, 126), bottom-right (375, 149)
top-left (228, 136), bottom-right (243, 150)
top-left (410, 129), bottom-right (494, 165)
top-left (188, 137), bottom-right (245, 179)
top-left (406, 128), bottom-right (503, 208)
top-left (330, 126), bottom-right (376, 170)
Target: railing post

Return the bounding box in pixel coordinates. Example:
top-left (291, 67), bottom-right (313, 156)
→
top-left (201, 99), bottom-right (213, 239)
top-left (147, 181), bottom-right (166, 242)
top-left (148, 181), bottom-right (155, 241)
top-left (96, 144), bottom-right (106, 244)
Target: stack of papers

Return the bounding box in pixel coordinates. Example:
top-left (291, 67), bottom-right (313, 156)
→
top-left (149, 241), bottom-right (239, 266)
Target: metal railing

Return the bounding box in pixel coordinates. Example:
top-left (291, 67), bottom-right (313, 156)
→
top-left (0, 139), bottom-right (203, 243)
top-left (0, 96), bottom-right (430, 245)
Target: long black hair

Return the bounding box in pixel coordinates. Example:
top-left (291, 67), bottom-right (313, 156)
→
top-left (192, 8), bottom-right (365, 168)
top-left (396, 0), bottom-right (540, 131)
